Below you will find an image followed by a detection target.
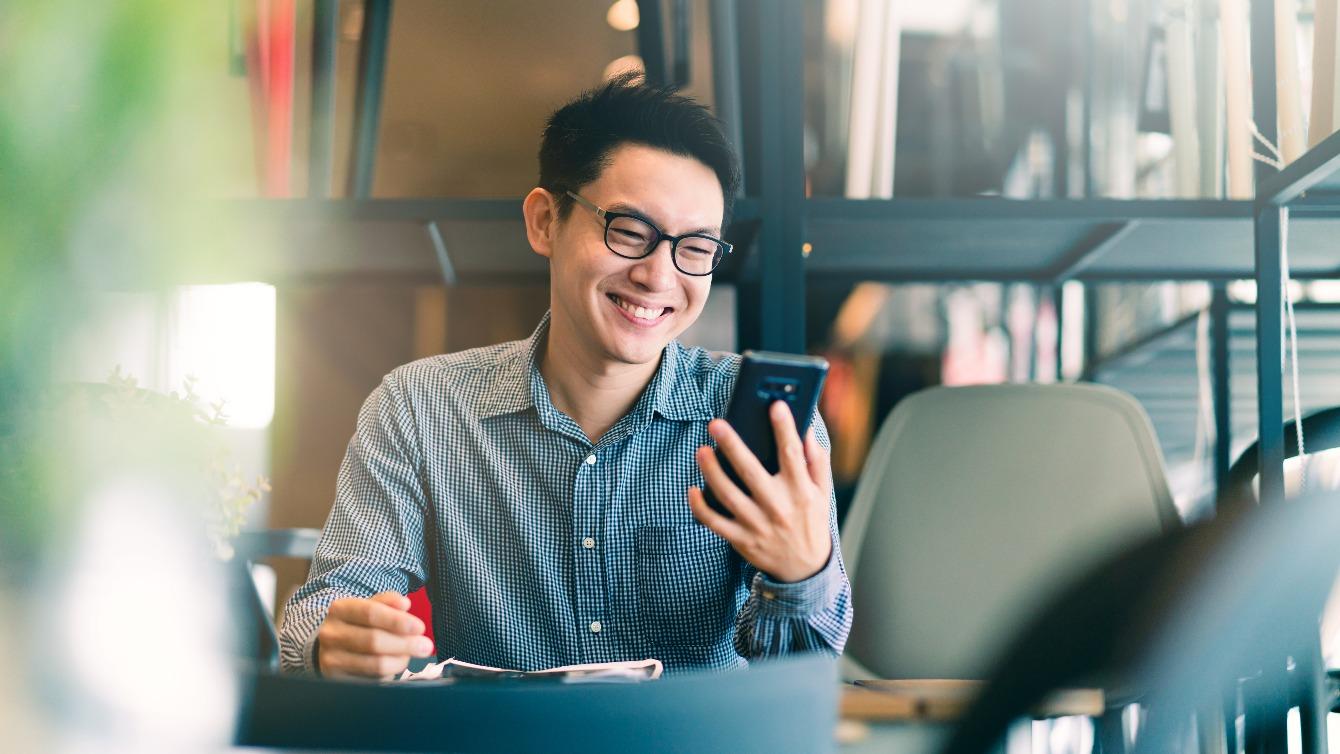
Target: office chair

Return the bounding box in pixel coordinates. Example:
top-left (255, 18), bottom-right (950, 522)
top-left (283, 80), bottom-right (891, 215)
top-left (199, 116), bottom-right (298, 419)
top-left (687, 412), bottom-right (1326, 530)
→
top-left (941, 489), bottom-right (1340, 754)
top-left (235, 654), bottom-right (838, 753)
top-left (1215, 405), bottom-right (1340, 754)
top-left (841, 384), bottom-right (1180, 682)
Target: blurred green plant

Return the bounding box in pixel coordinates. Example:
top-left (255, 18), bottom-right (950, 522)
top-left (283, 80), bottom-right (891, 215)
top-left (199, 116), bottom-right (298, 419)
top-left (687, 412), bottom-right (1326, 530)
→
top-left (6, 367), bottom-right (270, 563)
top-left (0, 1), bottom-right (255, 572)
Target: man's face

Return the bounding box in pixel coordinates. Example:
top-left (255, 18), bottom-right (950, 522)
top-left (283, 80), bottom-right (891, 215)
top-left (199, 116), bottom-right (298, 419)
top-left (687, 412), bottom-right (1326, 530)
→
top-left (545, 143), bottom-right (724, 367)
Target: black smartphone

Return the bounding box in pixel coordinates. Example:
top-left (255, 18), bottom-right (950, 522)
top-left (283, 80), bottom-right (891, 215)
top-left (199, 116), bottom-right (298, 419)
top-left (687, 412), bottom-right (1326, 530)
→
top-left (703, 350), bottom-right (829, 519)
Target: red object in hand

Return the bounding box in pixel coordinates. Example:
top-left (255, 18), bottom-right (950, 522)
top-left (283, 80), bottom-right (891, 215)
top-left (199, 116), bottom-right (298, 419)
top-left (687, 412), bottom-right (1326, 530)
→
top-left (407, 587), bottom-right (435, 647)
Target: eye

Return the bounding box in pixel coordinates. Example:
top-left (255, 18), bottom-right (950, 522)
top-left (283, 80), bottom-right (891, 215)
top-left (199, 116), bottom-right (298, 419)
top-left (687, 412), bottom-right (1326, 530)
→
top-left (680, 239), bottom-right (719, 257)
top-left (612, 227), bottom-right (649, 242)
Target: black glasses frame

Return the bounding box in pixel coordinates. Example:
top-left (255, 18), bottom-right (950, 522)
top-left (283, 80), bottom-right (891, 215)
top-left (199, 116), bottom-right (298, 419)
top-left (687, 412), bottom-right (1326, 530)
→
top-left (565, 190), bottom-right (732, 277)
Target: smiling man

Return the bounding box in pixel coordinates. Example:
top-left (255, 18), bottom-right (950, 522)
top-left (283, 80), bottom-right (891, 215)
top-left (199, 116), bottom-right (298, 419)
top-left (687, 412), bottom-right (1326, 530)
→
top-left (279, 75), bottom-right (852, 677)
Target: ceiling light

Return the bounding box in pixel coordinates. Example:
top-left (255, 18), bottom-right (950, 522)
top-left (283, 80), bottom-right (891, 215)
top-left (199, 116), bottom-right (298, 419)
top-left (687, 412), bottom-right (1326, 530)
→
top-left (607, 0), bottom-right (640, 32)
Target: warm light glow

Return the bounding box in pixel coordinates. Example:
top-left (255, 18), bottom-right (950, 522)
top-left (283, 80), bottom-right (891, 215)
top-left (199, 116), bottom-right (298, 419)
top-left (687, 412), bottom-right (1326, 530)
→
top-left (1308, 280), bottom-right (1340, 303)
top-left (606, 0), bottom-right (639, 31)
top-left (1226, 279), bottom-right (1305, 305)
top-left (603, 54), bottom-right (645, 82)
top-left (168, 283), bottom-right (276, 429)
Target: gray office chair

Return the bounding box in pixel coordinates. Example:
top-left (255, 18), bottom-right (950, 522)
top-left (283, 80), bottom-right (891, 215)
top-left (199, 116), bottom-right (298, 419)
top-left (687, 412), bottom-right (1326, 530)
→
top-left (841, 383), bottom-right (1181, 683)
top-left (231, 528), bottom-right (321, 670)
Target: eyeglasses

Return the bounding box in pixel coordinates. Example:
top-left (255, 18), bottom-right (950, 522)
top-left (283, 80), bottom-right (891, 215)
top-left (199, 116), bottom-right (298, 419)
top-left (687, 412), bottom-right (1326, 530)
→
top-left (565, 191), bottom-right (732, 277)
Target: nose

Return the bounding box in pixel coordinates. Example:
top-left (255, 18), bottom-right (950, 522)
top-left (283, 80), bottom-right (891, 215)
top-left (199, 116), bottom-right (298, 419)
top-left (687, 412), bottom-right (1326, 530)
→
top-left (628, 238), bottom-right (678, 292)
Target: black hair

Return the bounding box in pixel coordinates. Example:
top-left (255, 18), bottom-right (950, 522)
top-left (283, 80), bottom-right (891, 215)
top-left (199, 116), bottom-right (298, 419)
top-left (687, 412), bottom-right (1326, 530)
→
top-left (538, 72), bottom-right (741, 228)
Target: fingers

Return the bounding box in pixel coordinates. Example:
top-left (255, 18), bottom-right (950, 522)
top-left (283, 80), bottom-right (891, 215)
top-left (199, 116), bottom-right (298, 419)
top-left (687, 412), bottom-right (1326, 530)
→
top-left (769, 401), bottom-right (808, 483)
top-left (321, 646), bottom-right (413, 680)
top-left (688, 486), bottom-right (751, 544)
top-left (329, 594), bottom-right (425, 635)
top-left (707, 418), bottom-right (773, 493)
top-left (695, 446), bottom-right (768, 528)
top-left (321, 620), bottom-right (434, 658)
top-left (370, 590), bottom-right (411, 611)
top-left (320, 592), bottom-right (434, 679)
top-left (804, 429), bottom-right (831, 493)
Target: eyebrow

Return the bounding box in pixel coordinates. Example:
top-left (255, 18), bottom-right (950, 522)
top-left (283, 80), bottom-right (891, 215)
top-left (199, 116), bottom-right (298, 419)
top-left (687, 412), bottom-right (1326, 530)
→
top-left (605, 201), bottom-right (722, 237)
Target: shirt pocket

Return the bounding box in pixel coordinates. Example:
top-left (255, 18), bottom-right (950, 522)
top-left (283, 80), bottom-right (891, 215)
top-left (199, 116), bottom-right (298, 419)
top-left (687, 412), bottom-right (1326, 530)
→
top-left (634, 524), bottom-right (738, 648)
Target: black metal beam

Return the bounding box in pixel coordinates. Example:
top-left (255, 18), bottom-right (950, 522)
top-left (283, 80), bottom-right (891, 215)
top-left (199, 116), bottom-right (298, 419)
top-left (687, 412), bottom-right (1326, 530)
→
top-left (1082, 310), bottom-right (1203, 381)
top-left (1257, 128), bottom-right (1340, 206)
top-left (1046, 221), bottom-right (1137, 283)
top-left (426, 220), bottom-right (455, 286)
top-left (709, 0), bottom-right (744, 192)
top-left (308, 0), bottom-right (338, 197)
top-left (741, 0), bottom-right (805, 353)
top-left (635, 0), bottom-right (668, 86)
top-left (1210, 284), bottom-right (1232, 499)
top-left (348, 0), bottom-right (393, 199)
top-left (1251, 0), bottom-right (1277, 190)
top-left (1083, 283), bottom-right (1099, 375)
top-left (1254, 205), bottom-right (1287, 509)
top-left (672, 0), bottom-right (691, 87)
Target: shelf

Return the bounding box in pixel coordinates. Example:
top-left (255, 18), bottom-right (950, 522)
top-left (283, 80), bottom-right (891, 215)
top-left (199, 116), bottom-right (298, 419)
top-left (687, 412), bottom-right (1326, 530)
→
top-left (157, 198), bottom-right (762, 286)
top-left (1259, 128), bottom-right (1340, 208)
top-left (803, 199), bottom-right (1340, 283)
top-left (131, 196), bottom-right (1338, 287)
top-left (1088, 305), bottom-right (1340, 464)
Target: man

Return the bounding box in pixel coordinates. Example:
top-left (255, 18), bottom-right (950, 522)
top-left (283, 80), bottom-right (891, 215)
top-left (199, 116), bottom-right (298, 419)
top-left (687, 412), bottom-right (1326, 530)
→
top-left (279, 75), bottom-right (852, 677)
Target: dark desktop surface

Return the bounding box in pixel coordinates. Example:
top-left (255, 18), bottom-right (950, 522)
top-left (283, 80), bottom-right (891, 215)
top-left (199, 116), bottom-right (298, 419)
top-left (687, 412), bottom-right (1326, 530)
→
top-left (236, 654), bottom-right (838, 753)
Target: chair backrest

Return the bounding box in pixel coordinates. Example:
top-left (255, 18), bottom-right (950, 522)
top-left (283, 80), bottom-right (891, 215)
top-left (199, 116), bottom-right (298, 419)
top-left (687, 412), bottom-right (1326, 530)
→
top-left (231, 528), bottom-right (322, 671)
top-left (237, 655), bottom-right (838, 753)
top-left (1218, 406), bottom-right (1340, 510)
top-left (842, 383), bottom-right (1180, 680)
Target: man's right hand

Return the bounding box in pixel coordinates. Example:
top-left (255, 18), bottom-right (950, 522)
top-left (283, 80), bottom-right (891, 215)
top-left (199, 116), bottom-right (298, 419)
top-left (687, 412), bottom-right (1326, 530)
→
top-left (316, 591), bottom-right (435, 679)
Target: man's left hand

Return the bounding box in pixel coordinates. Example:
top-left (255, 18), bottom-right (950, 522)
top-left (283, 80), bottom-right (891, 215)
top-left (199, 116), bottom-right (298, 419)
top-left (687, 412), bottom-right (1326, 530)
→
top-left (688, 401), bottom-right (833, 583)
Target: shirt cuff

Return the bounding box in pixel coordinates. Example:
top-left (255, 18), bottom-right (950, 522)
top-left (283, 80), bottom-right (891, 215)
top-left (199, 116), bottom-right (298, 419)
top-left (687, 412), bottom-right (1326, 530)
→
top-left (306, 632), bottom-right (322, 675)
top-left (754, 550), bottom-right (843, 618)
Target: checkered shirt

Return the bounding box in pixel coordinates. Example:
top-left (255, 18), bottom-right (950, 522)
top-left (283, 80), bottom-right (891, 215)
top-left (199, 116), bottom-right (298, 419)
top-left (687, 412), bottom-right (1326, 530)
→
top-left (279, 313), bottom-right (852, 675)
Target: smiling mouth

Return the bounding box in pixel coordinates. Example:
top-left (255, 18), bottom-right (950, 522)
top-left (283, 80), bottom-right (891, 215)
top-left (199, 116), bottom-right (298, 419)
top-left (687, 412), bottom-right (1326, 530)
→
top-left (608, 294), bottom-right (673, 322)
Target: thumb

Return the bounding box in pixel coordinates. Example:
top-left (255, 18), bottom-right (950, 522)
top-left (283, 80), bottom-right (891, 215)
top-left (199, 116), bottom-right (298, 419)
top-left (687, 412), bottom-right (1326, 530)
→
top-left (370, 590), bottom-right (411, 612)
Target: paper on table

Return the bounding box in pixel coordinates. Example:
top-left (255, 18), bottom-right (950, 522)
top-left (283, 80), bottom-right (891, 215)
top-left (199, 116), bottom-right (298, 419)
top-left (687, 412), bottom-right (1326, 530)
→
top-left (398, 657), bottom-right (663, 684)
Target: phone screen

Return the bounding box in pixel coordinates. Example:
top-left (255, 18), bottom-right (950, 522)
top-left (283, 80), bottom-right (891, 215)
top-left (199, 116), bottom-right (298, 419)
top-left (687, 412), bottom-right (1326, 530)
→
top-left (703, 351), bottom-right (828, 519)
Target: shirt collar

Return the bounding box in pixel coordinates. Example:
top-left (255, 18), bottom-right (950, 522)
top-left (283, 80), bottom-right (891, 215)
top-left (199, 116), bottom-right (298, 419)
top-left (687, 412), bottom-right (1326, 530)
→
top-left (476, 312), bottom-right (713, 424)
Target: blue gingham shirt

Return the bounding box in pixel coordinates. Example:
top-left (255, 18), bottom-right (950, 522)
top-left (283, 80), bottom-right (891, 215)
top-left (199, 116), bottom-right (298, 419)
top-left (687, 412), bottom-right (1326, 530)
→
top-left (280, 313), bottom-right (851, 675)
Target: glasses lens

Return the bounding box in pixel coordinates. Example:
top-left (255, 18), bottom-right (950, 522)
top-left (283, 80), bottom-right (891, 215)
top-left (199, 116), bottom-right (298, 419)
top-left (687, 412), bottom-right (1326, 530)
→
top-left (605, 216), bottom-right (657, 258)
top-left (674, 236), bottom-right (726, 275)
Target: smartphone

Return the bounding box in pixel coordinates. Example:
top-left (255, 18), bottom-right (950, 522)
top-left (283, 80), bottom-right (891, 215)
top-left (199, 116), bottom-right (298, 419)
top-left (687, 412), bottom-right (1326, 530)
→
top-left (703, 351), bottom-right (829, 519)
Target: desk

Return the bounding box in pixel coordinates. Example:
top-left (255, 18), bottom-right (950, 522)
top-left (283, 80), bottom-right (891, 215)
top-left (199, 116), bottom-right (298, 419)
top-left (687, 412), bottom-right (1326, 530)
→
top-left (234, 677), bottom-right (1101, 753)
top-left (835, 680), bottom-right (1105, 753)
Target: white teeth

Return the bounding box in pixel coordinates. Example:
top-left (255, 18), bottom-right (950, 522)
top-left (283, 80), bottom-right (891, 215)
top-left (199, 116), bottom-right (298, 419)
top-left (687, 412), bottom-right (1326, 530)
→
top-left (612, 296), bottom-right (665, 321)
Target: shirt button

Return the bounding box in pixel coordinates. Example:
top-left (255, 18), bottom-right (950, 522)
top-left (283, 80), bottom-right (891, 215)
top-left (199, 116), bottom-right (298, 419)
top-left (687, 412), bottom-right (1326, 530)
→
top-left (762, 590), bottom-right (777, 601)
top-left (582, 537), bottom-right (596, 549)
top-left (589, 620), bottom-right (603, 634)
top-left (584, 454), bottom-right (597, 465)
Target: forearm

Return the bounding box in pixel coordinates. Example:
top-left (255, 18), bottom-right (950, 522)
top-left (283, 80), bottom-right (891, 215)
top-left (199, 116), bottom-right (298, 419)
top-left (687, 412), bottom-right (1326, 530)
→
top-left (732, 541), bottom-right (852, 659)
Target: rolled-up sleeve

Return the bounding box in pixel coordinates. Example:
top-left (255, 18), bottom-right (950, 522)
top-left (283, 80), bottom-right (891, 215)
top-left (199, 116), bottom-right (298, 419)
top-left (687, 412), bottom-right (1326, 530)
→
top-left (278, 372), bottom-right (430, 673)
top-left (733, 413), bottom-right (853, 659)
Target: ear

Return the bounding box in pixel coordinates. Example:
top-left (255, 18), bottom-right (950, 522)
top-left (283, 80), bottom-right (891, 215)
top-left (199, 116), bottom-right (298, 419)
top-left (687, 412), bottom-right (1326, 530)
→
top-left (523, 187), bottom-right (560, 260)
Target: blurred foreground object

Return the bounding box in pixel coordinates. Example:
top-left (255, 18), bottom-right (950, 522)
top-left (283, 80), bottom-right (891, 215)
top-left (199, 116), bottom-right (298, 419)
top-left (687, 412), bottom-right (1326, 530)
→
top-left (0, 0), bottom-right (268, 749)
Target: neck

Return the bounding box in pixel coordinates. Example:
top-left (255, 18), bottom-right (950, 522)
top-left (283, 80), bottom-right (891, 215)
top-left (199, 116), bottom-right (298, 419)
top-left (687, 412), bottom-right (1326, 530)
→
top-left (540, 315), bottom-right (661, 444)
